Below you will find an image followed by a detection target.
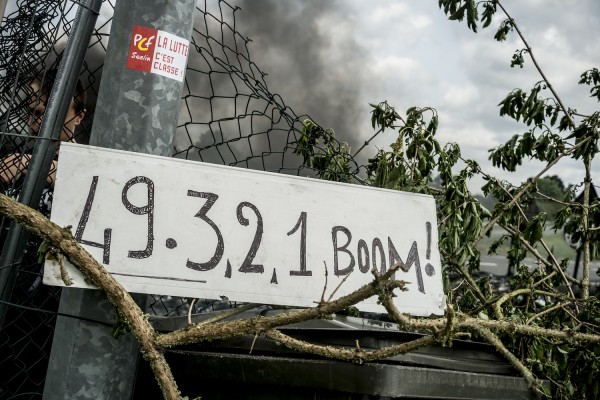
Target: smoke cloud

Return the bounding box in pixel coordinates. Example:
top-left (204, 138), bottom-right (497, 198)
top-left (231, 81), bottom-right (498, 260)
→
top-left (231, 0), bottom-right (368, 151)
top-left (174, 1), bottom-right (369, 176)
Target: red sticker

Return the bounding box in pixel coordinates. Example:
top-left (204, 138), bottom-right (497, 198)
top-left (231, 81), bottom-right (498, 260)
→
top-left (127, 25), bottom-right (158, 73)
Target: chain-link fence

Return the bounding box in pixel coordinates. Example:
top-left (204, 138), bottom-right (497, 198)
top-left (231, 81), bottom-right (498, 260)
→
top-left (0, 1), bottom-right (366, 398)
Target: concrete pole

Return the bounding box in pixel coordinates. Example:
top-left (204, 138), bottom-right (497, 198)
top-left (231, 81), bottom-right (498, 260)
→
top-left (44, 1), bottom-right (196, 398)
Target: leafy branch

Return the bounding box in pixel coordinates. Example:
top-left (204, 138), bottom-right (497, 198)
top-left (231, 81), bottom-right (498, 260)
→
top-left (289, 3), bottom-right (600, 396)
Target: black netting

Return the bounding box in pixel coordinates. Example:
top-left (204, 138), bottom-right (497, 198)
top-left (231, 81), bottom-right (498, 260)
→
top-left (175, 0), bottom-right (363, 180)
top-left (0, 1), bottom-right (367, 397)
top-left (0, 2), bottom-right (100, 398)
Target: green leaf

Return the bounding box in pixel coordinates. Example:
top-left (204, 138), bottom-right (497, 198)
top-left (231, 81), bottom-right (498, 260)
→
top-left (481, 2), bottom-right (497, 28)
top-left (466, 0), bottom-right (478, 32)
top-left (494, 20), bottom-right (513, 42)
top-left (448, 4), bottom-right (466, 21)
top-left (523, 212), bottom-right (547, 245)
top-left (510, 50), bottom-right (525, 68)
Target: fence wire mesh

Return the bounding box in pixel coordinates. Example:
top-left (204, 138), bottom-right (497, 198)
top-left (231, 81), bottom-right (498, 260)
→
top-left (0, 0), bottom-right (366, 398)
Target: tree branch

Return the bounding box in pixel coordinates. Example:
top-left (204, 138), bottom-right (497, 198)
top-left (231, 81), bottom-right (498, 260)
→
top-left (582, 164), bottom-right (592, 299)
top-left (0, 193), bottom-right (183, 399)
top-left (525, 302), bottom-right (571, 325)
top-left (381, 295), bottom-right (600, 344)
top-left (157, 276), bottom-right (407, 347)
top-left (502, 225), bottom-right (580, 301)
top-left (263, 328), bottom-right (437, 364)
top-left (496, 1), bottom-right (577, 130)
top-left (476, 137), bottom-right (591, 242)
top-left (472, 325), bottom-right (543, 393)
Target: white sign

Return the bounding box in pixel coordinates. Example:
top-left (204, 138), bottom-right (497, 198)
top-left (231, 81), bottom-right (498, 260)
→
top-left (44, 144), bottom-right (445, 316)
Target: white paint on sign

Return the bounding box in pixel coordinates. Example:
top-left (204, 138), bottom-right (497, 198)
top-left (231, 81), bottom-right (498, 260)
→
top-left (44, 143), bottom-right (446, 316)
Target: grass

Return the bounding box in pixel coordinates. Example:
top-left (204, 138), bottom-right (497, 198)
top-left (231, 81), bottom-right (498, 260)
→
top-left (477, 227), bottom-right (578, 262)
top-left (539, 232), bottom-right (578, 261)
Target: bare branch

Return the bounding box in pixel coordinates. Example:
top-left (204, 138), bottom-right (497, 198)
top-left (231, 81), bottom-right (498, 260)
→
top-left (263, 329), bottom-right (437, 364)
top-left (582, 166), bottom-right (592, 299)
top-left (493, 288), bottom-right (561, 320)
top-left (380, 295), bottom-right (600, 344)
top-left (187, 299), bottom-right (197, 326)
top-left (442, 304), bottom-right (456, 347)
top-left (327, 267), bottom-right (354, 302)
top-left (157, 277), bottom-right (407, 348)
top-left (352, 127), bottom-right (384, 158)
top-left (196, 303), bottom-right (260, 326)
top-left (319, 261), bottom-right (328, 304)
top-left (472, 325), bottom-right (543, 393)
top-left (525, 302), bottom-right (571, 325)
top-left (0, 193), bottom-right (182, 399)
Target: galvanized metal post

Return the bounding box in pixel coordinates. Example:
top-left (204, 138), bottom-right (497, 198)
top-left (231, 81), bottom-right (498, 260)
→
top-left (44, 0), bottom-right (196, 398)
top-left (0, 0), bottom-right (102, 329)
top-left (89, 2), bottom-right (195, 154)
top-left (0, 0), bottom-right (7, 23)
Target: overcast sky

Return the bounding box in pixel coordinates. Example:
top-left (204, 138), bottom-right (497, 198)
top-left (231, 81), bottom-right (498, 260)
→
top-left (5, 1), bottom-right (598, 193)
top-left (231, 0), bottom-right (600, 193)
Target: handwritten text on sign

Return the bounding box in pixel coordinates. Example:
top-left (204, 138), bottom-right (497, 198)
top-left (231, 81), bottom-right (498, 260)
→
top-left (44, 144), bottom-right (445, 315)
top-left (126, 25), bottom-right (189, 82)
